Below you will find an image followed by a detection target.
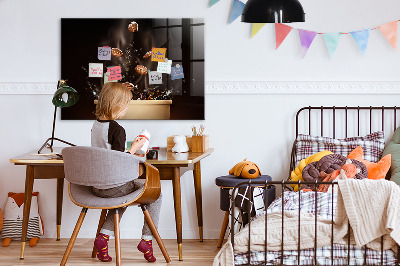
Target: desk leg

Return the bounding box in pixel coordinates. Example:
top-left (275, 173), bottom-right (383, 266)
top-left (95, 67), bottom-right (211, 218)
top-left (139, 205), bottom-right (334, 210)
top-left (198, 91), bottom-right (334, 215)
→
top-left (193, 161), bottom-right (203, 242)
top-left (56, 178), bottom-right (64, 241)
top-left (20, 165), bottom-right (35, 259)
top-left (172, 167), bottom-right (183, 261)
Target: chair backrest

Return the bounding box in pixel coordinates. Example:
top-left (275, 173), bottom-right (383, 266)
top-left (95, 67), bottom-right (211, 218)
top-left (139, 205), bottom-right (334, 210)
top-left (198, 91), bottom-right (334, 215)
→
top-left (62, 146), bottom-right (145, 187)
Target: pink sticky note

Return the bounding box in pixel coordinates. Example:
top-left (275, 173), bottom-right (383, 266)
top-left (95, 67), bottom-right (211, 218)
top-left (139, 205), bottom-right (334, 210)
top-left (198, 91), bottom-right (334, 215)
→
top-left (107, 66), bottom-right (122, 81)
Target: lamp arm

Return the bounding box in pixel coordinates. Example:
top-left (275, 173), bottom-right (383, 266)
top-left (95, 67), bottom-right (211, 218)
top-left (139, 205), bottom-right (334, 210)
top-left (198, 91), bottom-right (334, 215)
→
top-left (50, 105), bottom-right (57, 148)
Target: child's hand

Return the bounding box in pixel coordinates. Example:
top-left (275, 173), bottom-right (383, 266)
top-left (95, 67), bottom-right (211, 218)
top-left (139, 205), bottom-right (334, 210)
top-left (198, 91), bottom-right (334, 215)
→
top-left (129, 137), bottom-right (147, 154)
top-left (134, 149), bottom-right (149, 157)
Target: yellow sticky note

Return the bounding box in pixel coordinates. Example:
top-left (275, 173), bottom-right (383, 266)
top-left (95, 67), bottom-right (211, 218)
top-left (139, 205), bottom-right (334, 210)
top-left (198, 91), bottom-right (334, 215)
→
top-left (151, 47), bottom-right (167, 62)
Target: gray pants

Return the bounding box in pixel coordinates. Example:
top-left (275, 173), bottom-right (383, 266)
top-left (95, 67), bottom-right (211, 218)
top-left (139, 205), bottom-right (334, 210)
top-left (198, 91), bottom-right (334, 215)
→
top-left (92, 180), bottom-right (162, 240)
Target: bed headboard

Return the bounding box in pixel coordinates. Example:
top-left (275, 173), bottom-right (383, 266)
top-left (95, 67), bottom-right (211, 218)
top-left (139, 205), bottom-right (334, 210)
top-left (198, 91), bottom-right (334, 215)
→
top-left (290, 106), bottom-right (400, 179)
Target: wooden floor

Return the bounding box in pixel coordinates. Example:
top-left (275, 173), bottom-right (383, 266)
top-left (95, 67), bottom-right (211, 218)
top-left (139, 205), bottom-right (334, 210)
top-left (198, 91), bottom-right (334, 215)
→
top-left (0, 239), bottom-right (221, 265)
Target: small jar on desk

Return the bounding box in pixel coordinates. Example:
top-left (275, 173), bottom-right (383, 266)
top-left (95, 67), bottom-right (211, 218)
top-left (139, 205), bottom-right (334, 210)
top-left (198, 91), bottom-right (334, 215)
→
top-left (215, 175), bottom-right (275, 248)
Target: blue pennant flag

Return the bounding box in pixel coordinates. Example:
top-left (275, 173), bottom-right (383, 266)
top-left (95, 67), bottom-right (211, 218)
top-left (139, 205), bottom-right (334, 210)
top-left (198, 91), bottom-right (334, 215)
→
top-left (323, 33), bottom-right (341, 58)
top-left (209, 0), bottom-right (221, 7)
top-left (351, 29), bottom-right (371, 55)
top-left (229, 0), bottom-right (245, 24)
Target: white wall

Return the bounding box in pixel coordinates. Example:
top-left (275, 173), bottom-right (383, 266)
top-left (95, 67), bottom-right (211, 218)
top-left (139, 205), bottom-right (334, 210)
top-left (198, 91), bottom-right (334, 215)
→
top-left (1, 0), bottom-right (400, 240)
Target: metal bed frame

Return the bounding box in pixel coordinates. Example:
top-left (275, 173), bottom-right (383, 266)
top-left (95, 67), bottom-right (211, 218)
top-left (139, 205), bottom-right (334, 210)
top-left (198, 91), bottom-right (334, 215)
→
top-left (230, 106), bottom-right (400, 266)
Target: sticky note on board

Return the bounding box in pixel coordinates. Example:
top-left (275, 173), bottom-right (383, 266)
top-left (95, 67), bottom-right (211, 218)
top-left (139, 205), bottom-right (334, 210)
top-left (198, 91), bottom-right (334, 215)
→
top-left (171, 65), bottom-right (184, 80)
top-left (104, 72), bottom-right (117, 84)
top-left (151, 48), bottom-right (167, 62)
top-left (107, 66), bottom-right (122, 81)
top-left (98, 46), bottom-right (111, 60)
top-left (148, 71), bottom-right (163, 84)
top-left (157, 60), bottom-right (172, 74)
top-left (89, 63), bottom-right (103, 77)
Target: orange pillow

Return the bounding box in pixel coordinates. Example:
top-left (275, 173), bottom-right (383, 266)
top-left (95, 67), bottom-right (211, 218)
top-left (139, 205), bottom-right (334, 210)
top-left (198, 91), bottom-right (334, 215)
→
top-left (347, 146), bottom-right (391, 180)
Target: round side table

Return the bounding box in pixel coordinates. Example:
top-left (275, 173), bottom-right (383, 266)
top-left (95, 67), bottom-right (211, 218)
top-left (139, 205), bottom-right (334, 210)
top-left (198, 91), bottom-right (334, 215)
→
top-left (215, 175), bottom-right (275, 248)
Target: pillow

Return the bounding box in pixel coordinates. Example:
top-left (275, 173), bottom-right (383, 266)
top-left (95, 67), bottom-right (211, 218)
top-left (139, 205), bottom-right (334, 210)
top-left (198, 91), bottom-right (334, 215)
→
top-left (295, 131), bottom-right (385, 166)
top-left (382, 126), bottom-right (400, 184)
top-left (289, 150), bottom-right (333, 191)
top-left (348, 146), bottom-right (391, 180)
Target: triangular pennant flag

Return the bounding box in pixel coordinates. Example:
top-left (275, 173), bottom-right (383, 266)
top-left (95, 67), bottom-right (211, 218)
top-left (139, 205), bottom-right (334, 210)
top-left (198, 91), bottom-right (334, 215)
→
top-left (209, 0), bottom-right (220, 7)
top-left (275, 23), bottom-right (293, 49)
top-left (229, 0), bottom-right (245, 24)
top-left (251, 23), bottom-right (266, 38)
top-left (323, 33), bottom-right (341, 58)
top-left (378, 21), bottom-right (398, 50)
top-left (298, 29), bottom-right (317, 58)
top-left (351, 29), bottom-right (370, 55)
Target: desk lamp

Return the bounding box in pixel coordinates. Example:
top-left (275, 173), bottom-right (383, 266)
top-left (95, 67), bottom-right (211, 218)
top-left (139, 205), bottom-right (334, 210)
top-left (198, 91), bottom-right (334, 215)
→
top-left (38, 80), bottom-right (79, 154)
top-left (241, 0), bottom-right (305, 23)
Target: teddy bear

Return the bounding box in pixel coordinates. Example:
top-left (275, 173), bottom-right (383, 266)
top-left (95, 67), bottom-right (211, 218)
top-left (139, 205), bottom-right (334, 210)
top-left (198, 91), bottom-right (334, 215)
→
top-left (172, 135), bottom-right (189, 153)
top-left (1, 192), bottom-right (44, 247)
top-left (229, 159), bottom-right (261, 179)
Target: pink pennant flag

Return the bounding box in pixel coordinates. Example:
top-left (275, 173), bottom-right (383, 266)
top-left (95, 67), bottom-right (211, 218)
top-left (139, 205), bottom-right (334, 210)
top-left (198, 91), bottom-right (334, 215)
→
top-left (298, 29), bottom-right (318, 58)
top-left (275, 23), bottom-right (293, 49)
top-left (378, 21), bottom-right (398, 50)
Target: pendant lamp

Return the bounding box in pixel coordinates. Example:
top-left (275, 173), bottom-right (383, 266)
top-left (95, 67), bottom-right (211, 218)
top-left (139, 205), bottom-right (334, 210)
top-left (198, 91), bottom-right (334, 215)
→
top-left (241, 0), bottom-right (305, 23)
top-left (38, 80), bottom-right (79, 154)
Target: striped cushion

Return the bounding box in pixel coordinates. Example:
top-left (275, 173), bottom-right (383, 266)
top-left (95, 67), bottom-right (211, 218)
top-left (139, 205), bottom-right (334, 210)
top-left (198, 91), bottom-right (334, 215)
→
top-left (1, 217), bottom-right (41, 240)
top-left (295, 131), bottom-right (385, 167)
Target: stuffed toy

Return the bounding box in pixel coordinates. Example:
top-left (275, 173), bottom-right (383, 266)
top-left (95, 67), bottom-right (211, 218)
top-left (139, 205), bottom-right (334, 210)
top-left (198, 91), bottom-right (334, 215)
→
top-left (0, 208), bottom-right (3, 232)
top-left (229, 159), bottom-right (261, 179)
top-left (348, 146), bottom-right (391, 180)
top-left (1, 192), bottom-right (44, 247)
top-left (289, 150), bottom-right (333, 191)
top-left (172, 135), bottom-right (189, 153)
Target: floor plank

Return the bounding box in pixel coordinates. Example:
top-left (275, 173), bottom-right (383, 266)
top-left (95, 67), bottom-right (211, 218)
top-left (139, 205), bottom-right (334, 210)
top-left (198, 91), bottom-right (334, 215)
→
top-left (0, 239), bottom-right (221, 265)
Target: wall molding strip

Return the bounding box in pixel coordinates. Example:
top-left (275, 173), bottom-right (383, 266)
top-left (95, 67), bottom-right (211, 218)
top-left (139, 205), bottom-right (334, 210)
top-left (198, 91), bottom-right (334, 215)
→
top-left (1, 81), bottom-right (400, 95)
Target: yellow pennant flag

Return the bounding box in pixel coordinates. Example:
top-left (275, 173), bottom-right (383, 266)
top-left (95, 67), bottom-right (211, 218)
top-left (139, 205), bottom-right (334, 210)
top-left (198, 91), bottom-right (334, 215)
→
top-left (251, 23), bottom-right (266, 38)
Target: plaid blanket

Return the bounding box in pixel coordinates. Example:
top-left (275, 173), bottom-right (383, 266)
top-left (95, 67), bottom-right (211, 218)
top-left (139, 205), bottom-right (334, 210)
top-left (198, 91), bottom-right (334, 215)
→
top-left (234, 191), bottom-right (397, 265)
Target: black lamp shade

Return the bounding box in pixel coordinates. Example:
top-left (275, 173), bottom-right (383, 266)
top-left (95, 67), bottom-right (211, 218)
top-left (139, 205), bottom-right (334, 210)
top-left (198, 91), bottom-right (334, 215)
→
top-left (52, 84), bottom-right (79, 108)
top-left (242, 0), bottom-right (305, 23)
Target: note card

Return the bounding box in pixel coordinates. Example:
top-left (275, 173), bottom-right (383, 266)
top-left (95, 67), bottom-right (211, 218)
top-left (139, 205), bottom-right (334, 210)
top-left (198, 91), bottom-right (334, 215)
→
top-left (89, 63), bottom-right (103, 77)
top-left (151, 47), bottom-right (167, 62)
top-left (157, 60), bottom-right (172, 74)
top-left (98, 46), bottom-right (111, 60)
top-left (104, 71), bottom-right (117, 84)
top-left (149, 71), bottom-right (163, 84)
top-left (171, 65), bottom-right (184, 80)
top-left (107, 66), bottom-right (122, 81)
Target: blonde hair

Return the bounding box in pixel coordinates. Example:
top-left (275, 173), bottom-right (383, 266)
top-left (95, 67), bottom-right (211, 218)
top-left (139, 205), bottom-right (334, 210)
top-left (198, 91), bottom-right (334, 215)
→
top-left (95, 83), bottom-right (132, 120)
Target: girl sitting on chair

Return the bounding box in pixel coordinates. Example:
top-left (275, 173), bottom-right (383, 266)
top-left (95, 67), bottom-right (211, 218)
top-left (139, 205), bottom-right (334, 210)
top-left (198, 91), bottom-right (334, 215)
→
top-left (91, 82), bottom-right (162, 263)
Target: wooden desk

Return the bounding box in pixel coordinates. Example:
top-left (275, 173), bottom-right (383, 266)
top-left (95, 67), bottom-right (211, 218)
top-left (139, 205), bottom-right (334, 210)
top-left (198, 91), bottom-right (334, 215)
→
top-left (10, 147), bottom-right (213, 261)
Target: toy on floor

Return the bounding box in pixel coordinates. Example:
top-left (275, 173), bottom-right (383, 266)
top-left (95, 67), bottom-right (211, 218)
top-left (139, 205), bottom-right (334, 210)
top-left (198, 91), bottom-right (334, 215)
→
top-left (229, 159), bottom-right (261, 179)
top-left (1, 192), bottom-right (44, 247)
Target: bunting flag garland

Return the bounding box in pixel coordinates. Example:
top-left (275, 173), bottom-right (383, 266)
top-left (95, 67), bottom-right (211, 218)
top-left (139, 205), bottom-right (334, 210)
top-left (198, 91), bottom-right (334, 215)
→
top-left (209, 0), bottom-right (220, 7)
top-left (229, 0), bottom-right (245, 24)
top-left (207, 3), bottom-right (400, 57)
top-left (378, 21), bottom-right (398, 50)
top-left (298, 29), bottom-right (317, 58)
top-left (275, 23), bottom-right (293, 49)
top-left (251, 23), bottom-right (266, 38)
top-left (323, 33), bottom-right (341, 58)
top-left (351, 29), bottom-right (370, 55)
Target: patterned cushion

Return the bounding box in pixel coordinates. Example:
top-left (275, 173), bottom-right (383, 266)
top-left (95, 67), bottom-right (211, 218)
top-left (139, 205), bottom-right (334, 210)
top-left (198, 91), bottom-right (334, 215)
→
top-left (295, 131), bottom-right (385, 166)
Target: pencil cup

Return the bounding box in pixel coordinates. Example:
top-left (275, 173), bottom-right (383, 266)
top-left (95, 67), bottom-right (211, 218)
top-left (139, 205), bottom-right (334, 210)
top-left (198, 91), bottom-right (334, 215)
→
top-left (191, 135), bottom-right (209, 153)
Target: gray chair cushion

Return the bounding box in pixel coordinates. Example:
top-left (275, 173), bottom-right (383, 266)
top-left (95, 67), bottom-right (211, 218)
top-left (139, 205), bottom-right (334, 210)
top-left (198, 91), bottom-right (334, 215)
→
top-left (69, 180), bottom-right (145, 208)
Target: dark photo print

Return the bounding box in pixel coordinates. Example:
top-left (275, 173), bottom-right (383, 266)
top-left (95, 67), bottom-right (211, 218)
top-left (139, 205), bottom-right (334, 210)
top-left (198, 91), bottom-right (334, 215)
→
top-left (61, 18), bottom-right (205, 120)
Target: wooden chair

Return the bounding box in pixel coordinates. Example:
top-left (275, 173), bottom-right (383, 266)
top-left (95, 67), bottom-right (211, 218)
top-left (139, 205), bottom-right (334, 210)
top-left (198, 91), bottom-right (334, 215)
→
top-left (60, 146), bottom-right (171, 265)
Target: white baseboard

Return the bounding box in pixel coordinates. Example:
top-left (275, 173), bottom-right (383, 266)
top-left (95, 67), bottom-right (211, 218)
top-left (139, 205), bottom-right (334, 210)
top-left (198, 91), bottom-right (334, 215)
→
top-left (44, 228), bottom-right (222, 240)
